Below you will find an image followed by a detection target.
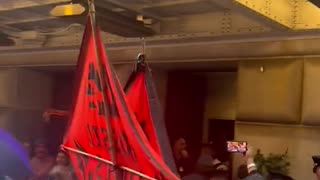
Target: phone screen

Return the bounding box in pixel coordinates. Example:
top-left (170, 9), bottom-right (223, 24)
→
top-left (227, 141), bottom-right (247, 153)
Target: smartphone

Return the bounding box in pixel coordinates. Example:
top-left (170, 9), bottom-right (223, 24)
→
top-left (226, 141), bottom-right (247, 153)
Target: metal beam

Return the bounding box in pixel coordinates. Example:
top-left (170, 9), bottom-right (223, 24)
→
top-left (4, 10), bottom-right (154, 37)
top-left (293, 0), bottom-right (320, 30)
top-left (230, 0), bottom-right (320, 30)
top-left (141, 0), bottom-right (201, 9)
top-left (94, 6), bottom-right (155, 37)
top-left (157, 11), bottom-right (272, 35)
top-left (0, 0), bottom-right (71, 11)
top-left (231, 0), bottom-right (293, 28)
top-left (97, 0), bottom-right (162, 20)
top-left (2, 4), bottom-right (155, 37)
top-left (210, 0), bottom-right (289, 31)
top-left (0, 32), bottom-right (15, 46)
top-left (4, 17), bottom-right (57, 26)
top-left (3, 32), bottom-right (320, 65)
top-left (0, 1), bottom-right (72, 25)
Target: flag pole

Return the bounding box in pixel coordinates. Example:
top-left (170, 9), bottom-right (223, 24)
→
top-left (87, 0), bottom-right (120, 179)
top-left (63, 146), bottom-right (158, 180)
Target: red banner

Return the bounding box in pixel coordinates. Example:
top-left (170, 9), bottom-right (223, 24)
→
top-left (126, 73), bottom-right (160, 153)
top-left (126, 70), bottom-right (177, 175)
top-left (62, 14), bottom-right (179, 180)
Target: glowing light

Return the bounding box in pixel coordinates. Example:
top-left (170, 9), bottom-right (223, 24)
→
top-left (50, 3), bottom-right (85, 17)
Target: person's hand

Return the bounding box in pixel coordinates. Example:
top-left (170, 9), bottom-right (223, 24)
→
top-left (181, 149), bottom-right (189, 158)
top-left (244, 145), bottom-right (255, 165)
top-left (245, 145), bottom-right (254, 158)
top-left (43, 108), bottom-right (69, 123)
top-left (43, 111), bottom-right (50, 123)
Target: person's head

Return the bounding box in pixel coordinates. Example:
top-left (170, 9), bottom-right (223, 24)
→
top-left (314, 165), bottom-right (320, 180)
top-left (56, 151), bottom-right (70, 166)
top-left (174, 138), bottom-right (187, 150)
top-left (173, 138), bottom-right (188, 159)
top-left (34, 138), bottom-right (49, 159)
top-left (315, 167), bottom-right (320, 180)
top-left (313, 156), bottom-right (320, 180)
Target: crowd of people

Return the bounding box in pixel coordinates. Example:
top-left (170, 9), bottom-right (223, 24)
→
top-left (172, 138), bottom-right (320, 180)
top-left (23, 138), bottom-right (76, 180)
top-left (13, 134), bottom-right (320, 180)
top-left (172, 137), bottom-right (259, 180)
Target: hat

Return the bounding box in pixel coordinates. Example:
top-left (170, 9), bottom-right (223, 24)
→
top-left (313, 156), bottom-right (320, 173)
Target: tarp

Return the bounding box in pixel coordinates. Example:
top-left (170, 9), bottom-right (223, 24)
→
top-left (62, 14), bottom-right (179, 180)
top-left (125, 68), bottom-right (177, 174)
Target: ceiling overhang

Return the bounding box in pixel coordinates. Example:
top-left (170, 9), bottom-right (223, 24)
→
top-left (74, 0), bottom-right (156, 37)
top-left (233, 0), bottom-right (320, 30)
top-left (2, 31), bottom-right (320, 66)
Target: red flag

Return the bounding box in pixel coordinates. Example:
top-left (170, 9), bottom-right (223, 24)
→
top-left (62, 14), bottom-right (180, 180)
top-left (125, 69), bottom-right (177, 174)
top-left (126, 73), bottom-right (159, 152)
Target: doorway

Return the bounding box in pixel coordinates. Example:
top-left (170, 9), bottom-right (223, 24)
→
top-left (208, 119), bottom-right (235, 178)
top-left (165, 71), bottom-right (207, 165)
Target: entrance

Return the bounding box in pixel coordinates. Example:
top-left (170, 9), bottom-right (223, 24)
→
top-left (208, 119), bottom-right (235, 179)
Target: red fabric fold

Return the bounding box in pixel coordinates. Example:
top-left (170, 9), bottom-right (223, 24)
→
top-left (126, 73), bottom-right (160, 154)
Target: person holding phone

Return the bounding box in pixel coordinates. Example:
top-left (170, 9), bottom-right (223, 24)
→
top-left (313, 156), bottom-right (320, 180)
top-left (242, 145), bottom-right (264, 180)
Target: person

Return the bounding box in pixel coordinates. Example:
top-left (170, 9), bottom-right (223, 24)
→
top-left (196, 144), bottom-right (228, 177)
top-left (173, 138), bottom-right (192, 177)
top-left (197, 144), bottom-right (215, 167)
top-left (242, 145), bottom-right (264, 180)
top-left (30, 138), bottom-right (55, 180)
top-left (182, 171), bottom-right (208, 180)
top-left (209, 170), bottom-right (229, 180)
top-left (23, 141), bottom-right (33, 159)
top-left (237, 164), bottom-right (249, 180)
top-left (267, 172), bottom-right (294, 180)
top-left (210, 147), bottom-right (229, 171)
top-left (313, 156), bottom-right (320, 180)
top-left (49, 151), bottom-right (76, 180)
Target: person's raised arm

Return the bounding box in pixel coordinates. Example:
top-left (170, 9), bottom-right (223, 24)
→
top-left (243, 145), bottom-right (265, 180)
top-left (43, 108), bottom-right (69, 122)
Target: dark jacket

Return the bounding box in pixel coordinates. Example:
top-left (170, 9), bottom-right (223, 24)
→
top-left (243, 171), bottom-right (264, 180)
top-left (268, 172), bottom-right (294, 180)
top-left (181, 173), bottom-right (207, 180)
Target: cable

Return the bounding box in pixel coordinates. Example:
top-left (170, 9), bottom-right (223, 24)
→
top-left (36, 23), bottom-right (82, 35)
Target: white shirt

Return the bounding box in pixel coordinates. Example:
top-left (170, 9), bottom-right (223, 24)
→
top-left (49, 165), bottom-right (75, 180)
top-left (30, 156), bottom-right (55, 180)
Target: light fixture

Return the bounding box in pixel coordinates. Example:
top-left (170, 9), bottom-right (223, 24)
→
top-left (260, 66), bottom-right (265, 73)
top-left (50, 3), bottom-right (85, 17)
top-left (136, 15), bottom-right (144, 22)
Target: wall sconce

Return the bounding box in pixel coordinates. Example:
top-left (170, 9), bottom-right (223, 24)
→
top-left (260, 66), bottom-right (265, 73)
